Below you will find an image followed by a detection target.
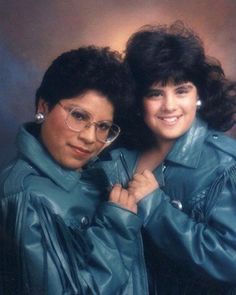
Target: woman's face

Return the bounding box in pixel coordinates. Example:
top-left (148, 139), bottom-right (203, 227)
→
top-left (143, 81), bottom-right (198, 144)
top-left (38, 90), bottom-right (114, 170)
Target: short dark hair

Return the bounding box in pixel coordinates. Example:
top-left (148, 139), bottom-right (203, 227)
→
top-left (35, 46), bottom-right (134, 122)
top-left (121, 21), bottom-right (236, 149)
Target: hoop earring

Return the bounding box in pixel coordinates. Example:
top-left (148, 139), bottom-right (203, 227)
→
top-left (35, 112), bottom-right (45, 124)
top-left (196, 99), bottom-right (202, 109)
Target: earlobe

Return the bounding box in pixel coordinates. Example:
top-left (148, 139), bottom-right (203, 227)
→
top-left (35, 112), bottom-right (45, 124)
top-left (35, 98), bottom-right (49, 124)
top-left (37, 98), bottom-right (49, 114)
top-left (196, 99), bottom-right (202, 109)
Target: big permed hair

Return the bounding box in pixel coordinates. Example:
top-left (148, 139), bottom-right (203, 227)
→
top-left (121, 21), bottom-right (236, 149)
top-left (35, 46), bottom-right (134, 122)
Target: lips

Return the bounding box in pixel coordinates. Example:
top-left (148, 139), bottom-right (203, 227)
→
top-left (69, 144), bottom-right (92, 157)
top-left (158, 115), bottom-right (183, 125)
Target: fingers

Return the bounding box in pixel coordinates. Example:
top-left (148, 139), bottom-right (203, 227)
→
top-left (131, 169), bottom-right (155, 183)
top-left (142, 169), bottom-right (156, 179)
top-left (109, 184), bottom-right (122, 203)
top-left (125, 192), bottom-right (137, 213)
top-left (119, 188), bottom-right (129, 205)
top-left (126, 194), bottom-right (137, 214)
top-left (128, 170), bottom-right (155, 189)
top-left (108, 168), bottom-right (159, 210)
top-left (128, 172), bottom-right (148, 189)
top-left (109, 184), bottom-right (137, 214)
top-left (127, 169), bottom-right (159, 202)
top-left (127, 186), bottom-right (140, 201)
top-left (132, 173), bottom-right (145, 181)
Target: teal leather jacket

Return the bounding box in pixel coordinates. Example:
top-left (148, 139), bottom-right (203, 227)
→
top-left (100, 118), bottom-right (236, 295)
top-left (0, 123), bottom-right (144, 295)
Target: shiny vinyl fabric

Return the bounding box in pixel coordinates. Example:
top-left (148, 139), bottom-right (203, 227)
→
top-left (0, 123), bottom-right (143, 295)
top-left (101, 118), bottom-right (236, 295)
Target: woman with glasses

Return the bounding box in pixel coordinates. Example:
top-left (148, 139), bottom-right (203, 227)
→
top-left (102, 22), bottom-right (236, 294)
top-left (0, 46), bottom-right (142, 295)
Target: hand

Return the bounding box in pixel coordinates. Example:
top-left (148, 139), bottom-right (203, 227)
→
top-left (109, 184), bottom-right (137, 214)
top-left (128, 169), bottom-right (159, 202)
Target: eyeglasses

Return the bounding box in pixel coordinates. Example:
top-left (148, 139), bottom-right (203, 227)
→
top-left (58, 102), bottom-right (121, 143)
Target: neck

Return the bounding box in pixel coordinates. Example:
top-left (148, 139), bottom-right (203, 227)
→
top-left (136, 139), bottom-right (174, 173)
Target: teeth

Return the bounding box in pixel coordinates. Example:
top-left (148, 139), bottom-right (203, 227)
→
top-left (162, 117), bottom-right (178, 123)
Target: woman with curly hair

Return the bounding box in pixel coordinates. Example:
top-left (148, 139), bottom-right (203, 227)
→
top-left (0, 46), bottom-right (142, 295)
top-left (102, 22), bottom-right (236, 294)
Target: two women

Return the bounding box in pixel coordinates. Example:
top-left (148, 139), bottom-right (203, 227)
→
top-left (2, 22), bottom-right (236, 295)
top-left (103, 22), bottom-right (236, 294)
top-left (0, 46), bottom-right (142, 295)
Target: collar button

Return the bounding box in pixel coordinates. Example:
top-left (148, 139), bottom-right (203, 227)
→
top-left (171, 200), bottom-right (183, 210)
top-left (80, 216), bottom-right (90, 229)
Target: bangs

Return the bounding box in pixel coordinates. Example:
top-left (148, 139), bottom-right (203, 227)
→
top-left (150, 68), bottom-right (194, 87)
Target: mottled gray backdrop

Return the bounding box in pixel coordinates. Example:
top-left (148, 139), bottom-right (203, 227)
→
top-left (1, 0), bottom-right (236, 168)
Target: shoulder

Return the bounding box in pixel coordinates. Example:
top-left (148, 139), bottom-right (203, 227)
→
top-left (0, 158), bottom-right (55, 201)
top-left (0, 159), bottom-right (66, 220)
top-left (197, 130), bottom-right (236, 178)
top-left (0, 158), bottom-right (38, 197)
top-left (205, 130), bottom-right (236, 159)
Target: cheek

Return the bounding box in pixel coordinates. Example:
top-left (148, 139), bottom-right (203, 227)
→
top-left (41, 119), bottom-right (69, 154)
top-left (186, 101), bottom-right (197, 117)
top-left (182, 101), bottom-right (198, 129)
top-left (143, 101), bottom-right (160, 118)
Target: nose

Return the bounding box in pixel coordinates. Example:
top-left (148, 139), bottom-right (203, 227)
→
top-left (77, 124), bottom-right (97, 143)
top-left (162, 94), bottom-right (177, 112)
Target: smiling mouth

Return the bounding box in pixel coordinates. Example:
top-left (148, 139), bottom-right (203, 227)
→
top-left (70, 145), bottom-right (92, 156)
top-left (158, 115), bottom-right (183, 125)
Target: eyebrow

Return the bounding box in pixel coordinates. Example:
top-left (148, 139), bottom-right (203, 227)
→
top-left (62, 103), bottom-right (113, 121)
top-left (149, 83), bottom-right (194, 91)
top-left (65, 103), bottom-right (84, 108)
top-left (175, 84), bottom-right (194, 90)
top-left (61, 104), bottom-right (92, 116)
top-left (63, 104), bottom-right (90, 112)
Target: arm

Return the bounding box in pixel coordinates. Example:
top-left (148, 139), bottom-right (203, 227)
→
top-left (0, 189), bottom-right (141, 295)
top-left (129, 165), bottom-right (236, 284)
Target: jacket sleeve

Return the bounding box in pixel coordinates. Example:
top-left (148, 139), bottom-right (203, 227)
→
top-left (138, 164), bottom-right (236, 285)
top-left (0, 191), bottom-right (142, 295)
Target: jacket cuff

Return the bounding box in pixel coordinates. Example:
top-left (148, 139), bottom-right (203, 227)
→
top-left (137, 188), bottom-right (170, 226)
top-left (97, 202), bottom-right (142, 239)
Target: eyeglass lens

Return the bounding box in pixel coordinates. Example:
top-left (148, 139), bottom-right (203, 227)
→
top-left (66, 108), bottom-right (120, 143)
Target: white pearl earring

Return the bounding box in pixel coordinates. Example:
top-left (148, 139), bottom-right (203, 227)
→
top-left (196, 100), bottom-right (202, 109)
top-left (35, 112), bottom-right (45, 124)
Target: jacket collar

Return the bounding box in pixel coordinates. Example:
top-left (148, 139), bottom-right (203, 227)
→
top-left (17, 123), bottom-right (82, 191)
top-left (166, 118), bottom-right (208, 168)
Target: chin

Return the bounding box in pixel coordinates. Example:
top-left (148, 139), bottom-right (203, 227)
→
top-left (58, 158), bottom-right (84, 170)
top-left (157, 132), bottom-right (182, 142)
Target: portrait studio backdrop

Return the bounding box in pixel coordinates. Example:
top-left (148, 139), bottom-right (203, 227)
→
top-left (1, 0), bottom-right (236, 168)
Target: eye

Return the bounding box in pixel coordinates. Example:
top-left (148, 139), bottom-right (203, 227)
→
top-left (145, 90), bottom-right (163, 99)
top-left (70, 109), bottom-right (89, 121)
top-left (175, 84), bottom-right (194, 96)
top-left (97, 121), bottom-right (112, 132)
top-left (176, 88), bottom-right (189, 95)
